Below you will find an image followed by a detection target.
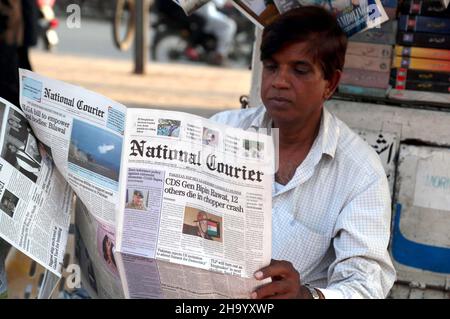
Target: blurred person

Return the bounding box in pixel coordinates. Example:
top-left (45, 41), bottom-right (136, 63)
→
top-left (0, 0), bottom-right (23, 106)
top-left (195, 0), bottom-right (237, 65)
top-left (18, 0), bottom-right (39, 70)
top-left (6, 142), bottom-right (41, 174)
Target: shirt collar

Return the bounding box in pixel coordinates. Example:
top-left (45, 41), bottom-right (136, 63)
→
top-left (250, 106), bottom-right (339, 160)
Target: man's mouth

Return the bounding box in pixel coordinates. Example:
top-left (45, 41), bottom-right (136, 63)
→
top-left (267, 97), bottom-right (292, 106)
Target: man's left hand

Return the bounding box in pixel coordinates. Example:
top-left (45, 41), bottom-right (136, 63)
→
top-left (251, 259), bottom-right (312, 299)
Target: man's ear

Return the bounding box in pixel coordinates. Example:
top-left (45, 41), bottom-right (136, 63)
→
top-left (324, 70), bottom-right (342, 100)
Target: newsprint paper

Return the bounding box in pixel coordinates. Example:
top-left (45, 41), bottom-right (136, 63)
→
top-left (0, 69), bottom-right (274, 298)
top-left (173, 0), bottom-right (388, 35)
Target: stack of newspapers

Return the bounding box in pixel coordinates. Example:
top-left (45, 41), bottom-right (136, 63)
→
top-left (174, 0), bottom-right (388, 36)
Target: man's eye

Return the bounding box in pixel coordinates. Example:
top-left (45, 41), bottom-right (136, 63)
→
top-left (294, 68), bottom-right (309, 74)
top-left (263, 64), bottom-right (277, 71)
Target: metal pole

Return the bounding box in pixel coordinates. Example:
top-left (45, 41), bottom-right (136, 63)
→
top-left (134, 0), bottom-right (150, 74)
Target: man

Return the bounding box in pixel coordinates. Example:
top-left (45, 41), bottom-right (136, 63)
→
top-left (125, 190), bottom-right (147, 210)
top-left (183, 211), bottom-right (213, 240)
top-left (211, 6), bottom-right (395, 298)
top-left (195, 0), bottom-right (237, 65)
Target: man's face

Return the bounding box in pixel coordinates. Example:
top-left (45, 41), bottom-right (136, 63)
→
top-left (197, 213), bottom-right (208, 233)
top-left (261, 41), bottom-right (333, 127)
top-left (133, 194), bottom-right (143, 206)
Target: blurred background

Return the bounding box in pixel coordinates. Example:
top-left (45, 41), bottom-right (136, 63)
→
top-left (26, 0), bottom-right (255, 118)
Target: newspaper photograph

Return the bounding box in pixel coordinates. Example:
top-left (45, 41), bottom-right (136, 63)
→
top-left (0, 97), bottom-right (73, 276)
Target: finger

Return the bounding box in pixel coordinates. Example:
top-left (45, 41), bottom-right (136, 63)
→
top-left (252, 280), bottom-right (291, 299)
top-left (255, 260), bottom-right (298, 281)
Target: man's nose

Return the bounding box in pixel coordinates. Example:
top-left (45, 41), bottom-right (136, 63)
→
top-left (272, 67), bottom-right (290, 89)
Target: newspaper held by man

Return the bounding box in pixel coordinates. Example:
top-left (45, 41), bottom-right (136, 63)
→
top-left (115, 107), bottom-right (274, 298)
top-left (12, 70), bottom-right (275, 298)
top-left (0, 97), bottom-right (73, 276)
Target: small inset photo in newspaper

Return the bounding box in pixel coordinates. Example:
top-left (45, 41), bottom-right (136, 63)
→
top-left (182, 206), bottom-right (223, 243)
top-left (1, 109), bottom-right (42, 182)
top-left (202, 127), bottom-right (219, 147)
top-left (157, 119), bottom-right (181, 138)
top-left (0, 189), bottom-right (19, 218)
top-left (68, 119), bottom-right (122, 183)
top-left (124, 188), bottom-right (148, 211)
top-left (97, 225), bottom-right (118, 275)
top-left (242, 139), bottom-right (264, 160)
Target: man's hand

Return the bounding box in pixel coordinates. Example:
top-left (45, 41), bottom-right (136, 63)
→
top-left (251, 259), bottom-right (313, 299)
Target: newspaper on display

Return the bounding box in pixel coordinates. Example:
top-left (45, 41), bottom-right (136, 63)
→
top-left (0, 69), bottom-right (275, 298)
top-left (0, 97), bottom-right (73, 277)
top-left (173, 0), bottom-right (388, 36)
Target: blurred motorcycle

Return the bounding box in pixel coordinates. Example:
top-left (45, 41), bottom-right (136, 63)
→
top-left (150, 1), bottom-right (255, 67)
top-left (37, 0), bottom-right (59, 51)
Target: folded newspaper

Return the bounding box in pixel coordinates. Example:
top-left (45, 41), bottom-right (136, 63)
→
top-left (174, 0), bottom-right (388, 36)
top-left (0, 69), bottom-right (274, 298)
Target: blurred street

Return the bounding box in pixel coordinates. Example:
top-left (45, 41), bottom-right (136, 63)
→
top-left (29, 18), bottom-right (251, 118)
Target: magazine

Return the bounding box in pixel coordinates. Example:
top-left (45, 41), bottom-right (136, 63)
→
top-left (0, 69), bottom-right (274, 298)
top-left (173, 0), bottom-right (388, 35)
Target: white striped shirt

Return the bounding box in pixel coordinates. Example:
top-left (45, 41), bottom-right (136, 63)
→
top-left (211, 106), bottom-right (396, 299)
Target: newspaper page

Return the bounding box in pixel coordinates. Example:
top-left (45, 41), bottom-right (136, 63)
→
top-left (172, 0), bottom-right (212, 15)
top-left (116, 109), bottom-right (274, 298)
top-left (73, 198), bottom-right (125, 298)
top-left (19, 69), bottom-right (126, 226)
top-left (18, 69), bottom-right (130, 294)
top-left (0, 97), bottom-right (73, 276)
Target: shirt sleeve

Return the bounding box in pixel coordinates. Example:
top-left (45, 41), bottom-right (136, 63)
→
top-left (326, 171), bottom-right (396, 299)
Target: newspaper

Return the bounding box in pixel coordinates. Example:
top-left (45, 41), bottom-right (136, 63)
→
top-left (0, 97), bottom-right (73, 277)
top-left (173, 0), bottom-right (388, 35)
top-left (115, 106), bottom-right (273, 298)
top-left (6, 69), bottom-right (274, 298)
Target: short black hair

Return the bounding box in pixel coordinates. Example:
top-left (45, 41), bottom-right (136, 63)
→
top-left (261, 6), bottom-right (348, 80)
top-left (133, 190), bottom-right (143, 198)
